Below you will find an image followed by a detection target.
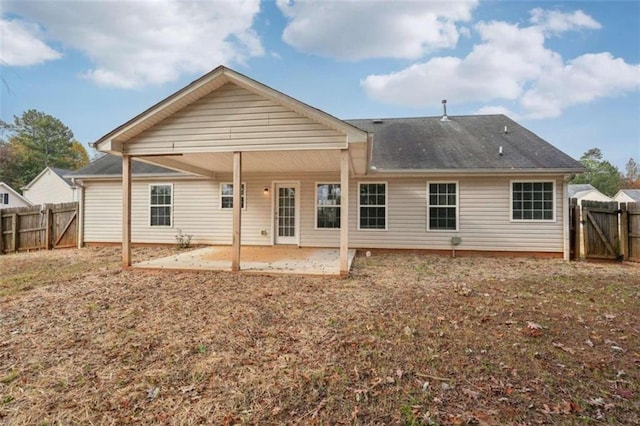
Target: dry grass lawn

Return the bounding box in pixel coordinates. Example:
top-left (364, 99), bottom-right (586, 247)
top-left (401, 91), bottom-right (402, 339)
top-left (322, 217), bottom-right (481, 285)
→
top-left (1, 247), bottom-right (639, 425)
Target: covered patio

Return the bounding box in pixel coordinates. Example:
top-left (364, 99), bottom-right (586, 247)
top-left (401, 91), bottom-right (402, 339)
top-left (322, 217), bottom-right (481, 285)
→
top-left (91, 66), bottom-right (369, 276)
top-left (134, 246), bottom-right (357, 276)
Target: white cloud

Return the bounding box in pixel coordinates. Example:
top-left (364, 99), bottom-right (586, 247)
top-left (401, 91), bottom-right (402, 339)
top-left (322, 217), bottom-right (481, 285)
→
top-left (529, 8), bottom-right (601, 34)
top-left (4, 0), bottom-right (263, 88)
top-left (276, 0), bottom-right (478, 60)
top-left (0, 18), bottom-right (61, 66)
top-left (522, 53), bottom-right (640, 118)
top-left (361, 8), bottom-right (638, 119)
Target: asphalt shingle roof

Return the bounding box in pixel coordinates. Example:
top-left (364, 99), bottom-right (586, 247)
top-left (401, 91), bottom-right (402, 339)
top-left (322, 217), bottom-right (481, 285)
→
top-left (568, 184), bottom-right (596, 198)
top-left (618, 189), bottom-right (640, 201)
top-left (50, 167), bottom-right (74, 185)
top-left (69, 154), bottom-right (182, 177)
top-left (347, 114), bottom-right (583, 171)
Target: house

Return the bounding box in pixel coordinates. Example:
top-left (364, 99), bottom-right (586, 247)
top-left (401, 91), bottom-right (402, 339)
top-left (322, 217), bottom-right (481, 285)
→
top-left (0, 182), bottom-right (33, 209)
top-left (568, 184), bottom-right (613, 205)
top-left (613, 189), bottom-right (640, 203)
top-left (22, 167), bottom-right (79, 205)
top-left (70, 66), bottom-right (584, 273)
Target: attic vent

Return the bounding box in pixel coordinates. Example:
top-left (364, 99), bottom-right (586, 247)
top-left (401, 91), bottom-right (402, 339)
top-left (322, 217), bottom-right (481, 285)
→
top-left (440, 99), bottom-right (449, 122)
top-left (372, 119), bottom-right (384, 124)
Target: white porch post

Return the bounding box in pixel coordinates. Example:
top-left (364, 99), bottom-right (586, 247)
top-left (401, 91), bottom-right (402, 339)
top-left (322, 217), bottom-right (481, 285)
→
top-left (122, 155), bottom-right (132, 268)
top-left (340, 149), bottom-right (350, 275)
top-left (232, 151), bottom-right (242, 271)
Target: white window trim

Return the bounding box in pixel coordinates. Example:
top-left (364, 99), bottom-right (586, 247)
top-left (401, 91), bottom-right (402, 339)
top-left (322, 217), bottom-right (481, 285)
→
top-left (1, 193), bottom-right (8, 205)
top-left (220, 182), bottom-right (246, 210)
top-left (427, 181), bottom-right (459, 232)
top-left (509, 179), bottom-right (556, 223)
top-left (149, 183), bottom-right (173, 228)
top-left (357, 181), bottom-right (388, 231)
top-left (314, 182), bottom-right (341, 230)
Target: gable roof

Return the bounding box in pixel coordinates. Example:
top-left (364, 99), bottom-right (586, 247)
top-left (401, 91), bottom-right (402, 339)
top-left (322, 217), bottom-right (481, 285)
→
top-left (347, 115), bottom-right (583, 173)
top-left (0, 181), bottom-right (33, 206)
top-left (615, 189), bottom-right (640, 201)
top-left (70, 154), bottom-right (185, 178)
top-left (94, 65), bottom-right (368, 151)
top-left (22, 166), bottom-right (75, 190)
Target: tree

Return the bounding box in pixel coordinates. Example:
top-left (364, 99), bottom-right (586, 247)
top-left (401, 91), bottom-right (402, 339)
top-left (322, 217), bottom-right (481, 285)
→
top-left (570, 148), bottom-right (622, 197)
top-left (623, 157), bottom-right (640, 188)
top-left (0, 110), bottom-right (89, 189)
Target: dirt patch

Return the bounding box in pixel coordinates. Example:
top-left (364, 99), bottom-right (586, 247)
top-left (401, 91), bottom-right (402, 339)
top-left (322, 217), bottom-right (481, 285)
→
top-left (1, 248), bottom-right (639, 424)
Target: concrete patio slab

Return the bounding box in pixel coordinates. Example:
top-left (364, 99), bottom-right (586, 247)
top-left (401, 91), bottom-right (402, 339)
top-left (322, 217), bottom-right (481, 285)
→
top-left (134, 246), bottom-right (357, 276)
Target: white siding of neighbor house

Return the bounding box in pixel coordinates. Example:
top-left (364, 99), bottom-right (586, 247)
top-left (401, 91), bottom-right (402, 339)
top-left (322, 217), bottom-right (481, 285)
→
top-left (125, 84), bottom-right (347, 155)
top-left (83, 174), bottom-right (565, 253)
top-left (23, 170), bottom-right (77, 205)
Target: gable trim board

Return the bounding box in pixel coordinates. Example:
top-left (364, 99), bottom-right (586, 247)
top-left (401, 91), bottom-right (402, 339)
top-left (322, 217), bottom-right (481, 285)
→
top-left (78, 66), bottom-right (584, 271)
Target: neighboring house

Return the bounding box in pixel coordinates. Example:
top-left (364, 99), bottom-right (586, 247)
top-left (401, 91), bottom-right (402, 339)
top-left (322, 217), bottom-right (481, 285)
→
top-left (70, 66), bottom-right (584, 272)
top-left (613, 189), bottom-right (640, 203)
top-left (22, 167), bottom-right (78, 205)
top-left (0, 182), bottom-right (33, 209)
top-left (568, 184), bottom-right (613, 205)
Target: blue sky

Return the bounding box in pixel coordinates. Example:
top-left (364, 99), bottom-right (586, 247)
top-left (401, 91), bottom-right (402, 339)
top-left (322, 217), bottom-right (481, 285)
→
top-left (1, 0), bottom-right (639, 170)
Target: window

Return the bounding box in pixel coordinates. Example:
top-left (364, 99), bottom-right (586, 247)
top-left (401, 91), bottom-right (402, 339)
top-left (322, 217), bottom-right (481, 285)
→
top-left (359, 183), bottom-right (386, 230)
top-left (220, 183), bottom-right (245, 209)
top-left (316, 183), bottom-right (341, 229)
top-left (511, 181), bottom-right (554, 221)
top-left (428, 182), bottom-right (458, 230)
top-left (1, 193), bottom-right (8, 205)
top-left (150, 184), bottom-right (172, 227)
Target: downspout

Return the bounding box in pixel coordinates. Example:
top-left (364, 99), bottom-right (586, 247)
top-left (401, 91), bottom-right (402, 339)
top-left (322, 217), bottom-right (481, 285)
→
top-left (71, 178), bottom-right (84, 248)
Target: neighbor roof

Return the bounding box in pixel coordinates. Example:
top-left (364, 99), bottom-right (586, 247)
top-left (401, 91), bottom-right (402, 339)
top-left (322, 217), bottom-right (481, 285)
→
top-left (347, 115), bottom-right (584, 172)
top-left (616, 189), bottom-right (640, 201)
top-left (69, 154), bottom-right (184, 178)
top-left (50, 167), bottom-right (74, 185)
top-left (568, 184), bottom-right (596, 198)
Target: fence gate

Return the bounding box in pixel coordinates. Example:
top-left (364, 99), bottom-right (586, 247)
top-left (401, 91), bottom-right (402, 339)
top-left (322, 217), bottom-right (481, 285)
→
top-left (0, 202), bottom-right (78, 254)
top-left (581, 200), bottom-right (621, 261)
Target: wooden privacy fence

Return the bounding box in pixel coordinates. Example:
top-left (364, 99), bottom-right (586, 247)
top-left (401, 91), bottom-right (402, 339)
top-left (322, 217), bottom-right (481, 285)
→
top-left (0, 202), bottom-right (78, 254)
top-left (570, 199), bottom-right (640, 262)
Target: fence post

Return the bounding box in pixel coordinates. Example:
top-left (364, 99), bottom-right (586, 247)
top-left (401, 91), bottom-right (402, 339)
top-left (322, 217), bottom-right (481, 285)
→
top-left (571, 198), bottom-right (580, 260)
top-left (620, 202), bottom-right (628, 261)
top-left (10, 213), bottom-right (18, 253)
top-left (45, 206), bottom-right (53, 250)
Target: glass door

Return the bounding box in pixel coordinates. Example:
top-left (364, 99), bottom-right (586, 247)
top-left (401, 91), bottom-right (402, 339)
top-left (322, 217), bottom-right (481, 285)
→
top-left (275, 183), bottom-right (298, 244)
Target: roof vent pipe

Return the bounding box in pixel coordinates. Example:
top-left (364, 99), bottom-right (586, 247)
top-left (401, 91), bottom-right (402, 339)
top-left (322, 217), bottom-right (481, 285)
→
top-left (504, 125), bottom-right (508, 134)
top-left (440, 99), bottom-right (449, 122)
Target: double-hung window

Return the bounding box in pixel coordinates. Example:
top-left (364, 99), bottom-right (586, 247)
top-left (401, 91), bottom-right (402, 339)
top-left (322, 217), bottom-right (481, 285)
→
top-left (316, 183), bottom-right (341, 229)
top-left (511, 181), bottom-right (554, 221)
top-left (150, 184), bottom-right (172, 227)
top-left (1, 193), bottom-right (8, 205)
top-left (428, 182), bottom-right (458, 231)
top-left (220, 183), bottom-right (245, 209)
top-left (358, 182), bottom-right (387, 230)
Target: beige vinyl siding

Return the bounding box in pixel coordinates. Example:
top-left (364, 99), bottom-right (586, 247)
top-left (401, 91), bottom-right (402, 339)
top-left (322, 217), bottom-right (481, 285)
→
top-left (125, 84), bottom-right (347, 155)
top-left (348, 176), bottom-right (564, 252)
top-left (23, 171), bottom-right (76, 205)
top-left (82, 174), bottom-right (565, 253)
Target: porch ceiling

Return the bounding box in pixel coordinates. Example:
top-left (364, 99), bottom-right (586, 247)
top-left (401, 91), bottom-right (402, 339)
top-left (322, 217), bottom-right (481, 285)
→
top-left (138, 143), bottom-right (368, 176)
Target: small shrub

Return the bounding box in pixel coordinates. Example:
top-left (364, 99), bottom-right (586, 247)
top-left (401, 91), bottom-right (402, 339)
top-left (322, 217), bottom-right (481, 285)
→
top-left (175, 229), bottom-right (193, 249)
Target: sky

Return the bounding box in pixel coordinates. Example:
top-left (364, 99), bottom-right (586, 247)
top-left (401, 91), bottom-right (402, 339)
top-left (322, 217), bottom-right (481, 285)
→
top-left (1, 0), bottom-right (639, 171)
